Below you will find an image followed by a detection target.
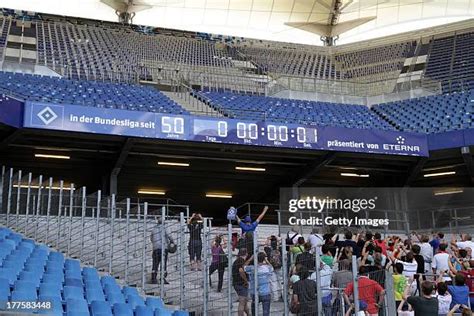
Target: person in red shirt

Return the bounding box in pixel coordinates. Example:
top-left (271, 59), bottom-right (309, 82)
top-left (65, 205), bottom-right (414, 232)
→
top-left (344, 266), bottom-right (386, 316)
top-left (373, 232), bottom-right (387, 256)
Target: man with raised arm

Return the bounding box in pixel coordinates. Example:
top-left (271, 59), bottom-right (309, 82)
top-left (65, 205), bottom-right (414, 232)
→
top-left (235, 206), bottom-right (269, 234)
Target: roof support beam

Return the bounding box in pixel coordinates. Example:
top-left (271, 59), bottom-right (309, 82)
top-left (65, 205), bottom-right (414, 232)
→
top-left (404, 157), bottom-right (427, 187)
top-left (110, 138), bottom-right (134, 195)
top-left (0, 129), bottom-right (22, 151)
top-left (461, 146), bottom-right (474, 184)
top-left (100, 0), bottom-right (152, 24)
top-left (292, 152), bottom-right (336, 187)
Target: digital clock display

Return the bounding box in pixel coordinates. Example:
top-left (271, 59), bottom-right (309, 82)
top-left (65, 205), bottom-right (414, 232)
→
top-left (189, 118), bottom-right (318, 147)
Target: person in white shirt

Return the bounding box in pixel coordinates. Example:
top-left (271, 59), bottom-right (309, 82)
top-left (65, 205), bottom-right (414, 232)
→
top-left (432, 244), bottom-right (451, 282)
top-left (415, 234), bottom-right (434, 273)
top-left (433, 281), bottom-right (452, 315)
top-left (308, 227), bottom-right (324, 256)
top-left (389, 245), bottom-right (418, 280)
top-left (310, 262), bottom-right (333, 312)
top-left (453, 234), bottom-right (474, 252)
top-left (286, 229), bottom-right (301, 247)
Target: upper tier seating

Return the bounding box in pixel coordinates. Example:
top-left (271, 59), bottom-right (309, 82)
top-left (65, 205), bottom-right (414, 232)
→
top-left (0, 226), bottom-right (187, 316)
top-left (425, 32), bottom-right (474, 92)
top-left (236, 46), bottom-right (338, 79)
top-left (0, 72), bottom-right (188, 114)
top-left (199, 91), bottom-right (395, 130)
top-left (373, 90), bottom-right (474, 133)
top-left (334, 42), bottom-right (413, 80)
top-left (36, 20), bottom-right (234, 82)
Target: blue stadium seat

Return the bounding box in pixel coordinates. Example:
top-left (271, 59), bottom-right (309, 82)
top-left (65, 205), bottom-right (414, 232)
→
top-left (101, 276), bottom-right (117, 287)
top-left (64, 285), bottom-right (85, 300)
top-left (0, 72), bottom-right (189, 116)
top-left (14, 280), bottom-right (37, 292)
top-left (19, 271), bottom-right (42, 287)
top-left (0, 278), bottom-right (10, 301)
top-left (39, 282), bottom-right (63, 296)
top-left (66, 298), bottom-right (89, 313)
top-left (85, 280), bottom-right (102, 290)
top-left (155, 308), bottom-right (173, 316)
top-left (173, 311), bottom-right (189, 316)
top-left (104, 283), bottom-right (122, 295)
top-left (113, 303), bottom-right (134, 316)
top-left (0, 268), bottom-right (17, 285)
top-left (0, 226), bottom-right (190, 316)
top-left (90, 300), bottom-right (113, 316)
top-left (83, 267), bottom-right (100, 279)
top-left (106, 291), bottom-right (126, 305)
top-left (65, 259), bottom-right (81, 271)
top-left (135, 306), bottom-right (154, 316)
top-left (38, 295), bottom-right (63, 314)
top-left (65, 277), bottom-right (83, 288)
top-left (11, 289), bottom-right (38, 301)
top-left (198, 91), bottom-right (395, 130)
top-left (42, 273), bottom-right (64, 284)
top-left (25, 262), bottom-right (46, 274)
top-left (127, 294), bottom-right (145, 309)
top-left (66, 311), bottom-right (90, 316)
top-left (86, 288), bottom-right (106, 303)
top-left (145, 297), bottom-right (164, 311)
top-left (49, 251), bottom-right (65, 263)
top-left (123, 286), bottom-right (140, 297)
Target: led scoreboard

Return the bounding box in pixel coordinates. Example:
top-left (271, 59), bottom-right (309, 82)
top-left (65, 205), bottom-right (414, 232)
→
top-left (190, 117), bottom-right (317, 148)
top-left (23, 102), bottom-right (430, 156)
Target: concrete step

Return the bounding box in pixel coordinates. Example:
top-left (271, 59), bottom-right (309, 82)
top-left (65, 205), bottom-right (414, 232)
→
top-left (162, 91), bottom-right (222, 117)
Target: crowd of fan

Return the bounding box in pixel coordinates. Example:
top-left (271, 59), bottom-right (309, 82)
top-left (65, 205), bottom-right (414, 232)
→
top-left (151, 209), bottom-right (474, 316)
top-left (227, 227), bottom-right (474, 316)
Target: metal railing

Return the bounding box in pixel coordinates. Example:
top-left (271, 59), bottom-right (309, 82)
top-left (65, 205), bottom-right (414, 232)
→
top-left (266, 73), bottom-right (443, 99)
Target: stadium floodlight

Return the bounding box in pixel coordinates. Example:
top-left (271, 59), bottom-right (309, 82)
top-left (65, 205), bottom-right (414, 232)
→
top-left (423, 171), bottom-right (456, 177)
top-left (157, 161), bottom-right (190, 167)
top-left (35, 153), bottom-right (70, 160)
top-left (235, 166), bottom-right (266, 172)
top-left (137, 189), bottom-right (166, 195)
top-left (340, 172), bottom-right (369, 178)
top-left (433, 188), bottom-right (464, 196)
top-left (205, 193), bottom-right (232, 199)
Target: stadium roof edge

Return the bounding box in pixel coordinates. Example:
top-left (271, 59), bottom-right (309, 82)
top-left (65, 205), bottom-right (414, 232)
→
top-left (2, 7), bottom-right (474, 55)
top-left (333, 18), bottom-right (474, 53)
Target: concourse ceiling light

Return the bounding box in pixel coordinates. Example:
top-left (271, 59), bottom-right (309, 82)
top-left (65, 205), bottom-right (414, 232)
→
top-left (423, 171), bottom-right (456, 178)
top-left (137, 189), bottom-right (166, 195)
top-left (235, 166), bottom-right (266, 172)
top-left (35, 153), bottom-right (70, 160)
top-left (340, 172), bottom-right (369, 178)
top-left (205, 193), bottom-right (233, 199)
top-left (13, 184), bottom-right (74, 190)
top-left (157, 161), bottom-right (190, 167)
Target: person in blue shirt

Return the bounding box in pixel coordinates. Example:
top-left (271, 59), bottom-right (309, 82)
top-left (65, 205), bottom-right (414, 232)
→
top-left (448, 273), bottom-right (470, 310)
top-left (428, 232), bottom-right (445, 255)
top-left (244, 252), bottom-right (274, 316)
top-left (235, 206), bottom-right (269, 234)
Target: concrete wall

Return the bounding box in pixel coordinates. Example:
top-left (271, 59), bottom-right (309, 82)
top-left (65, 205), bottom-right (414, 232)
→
top-left (272, 87), bottom-right (438, 107)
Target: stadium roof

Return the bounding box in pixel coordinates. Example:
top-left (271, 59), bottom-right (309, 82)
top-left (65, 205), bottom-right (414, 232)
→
top-left (3, 0), bottom-right (474, 46)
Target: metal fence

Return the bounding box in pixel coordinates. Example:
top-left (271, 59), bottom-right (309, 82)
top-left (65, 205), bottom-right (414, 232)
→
top-left (0, 165), bottom-right (442, 316)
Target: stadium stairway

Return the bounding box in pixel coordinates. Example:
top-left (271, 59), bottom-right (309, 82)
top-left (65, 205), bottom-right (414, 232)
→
top-left (161, 91), bottom-right (222, 117)
top-left (0, 226), bottom-right (189, 316)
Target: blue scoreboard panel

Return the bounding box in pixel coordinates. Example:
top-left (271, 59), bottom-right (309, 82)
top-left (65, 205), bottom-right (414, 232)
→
top-left (23, 102), bottom-right (429, 156)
